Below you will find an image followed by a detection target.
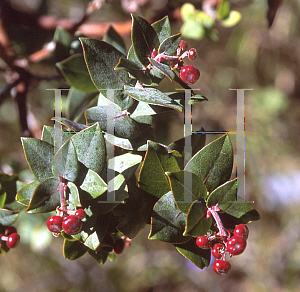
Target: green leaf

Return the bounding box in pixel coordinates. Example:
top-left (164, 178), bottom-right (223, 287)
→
top-left (26, 177), bottom-right (60, 212)
top-left (127, 45), bottom-right (144, 68)
top-left (138, 141), bottom-right (181, 199)
top-left (80, 38), bottom-right (133, 110)
top-left (158, 33), bottom-right (181, 56)
top-left (21, 138), bottom-right (55, 182)
top-left (131, 14), bottom-right (159, 66)
top-left (16, 180), bottom-right (39, 206)
top-left (52, 139), bottom-right (78, 182)
top-left (71, 123), bottom-right (106, 175)
top-left (185, 135), bottom-right (233, 192)
top-left (88, 249), bottom-right (109, 264)
top-left (149, 59), bottom-right (175, 81)
top-left (180, 3), bottom-right (196, 22)
top-left (56, 54), bottom-right (98, 93)
top-left (66, 87), bottom-right (98, 121)
top-left (80, 169), bottom-right (107, 199)
top-left (103, 26), bottom-right (126, 56)
top-left (181, 20), bottom-right (205, 40)
top-left (67, 182), bottom-right (81, 208)
top-left (149, 192), bottom-right (190, 244)
top-left (206, 178), bottom-right (238, 210)
top-left (0, 173), bottom-right (19, 204)
top-left (184, 200), bottom-right (212, 237)
top-left (108, 153), bottom-right (142, 181)
top-left (174, 238), bottom-right (211, 269)
top-left (0, 209), bottom-right (19, 226)
top-left (63, 239), bottom-right (88, 260)
top-left (85, 105), bottom-right (141, 139)
top-left (124, 85), bottom-right (182, 112)
top-left (151, 16), bottom-right (172, 43)
top-left (166, 171), bottom-right (207, 213)
top-left (104, 133), bottom-right (133, 150)
top-left (223, 195), bottom-right (260, 223)
top-left (115, 57), bottom-right (152, 85)
top-left (168, 130), bottom-right (206, 159)
top-left (41, 125), bottom-right (74, 146)
top-left (220, 11), bottom-right (242, 27)
top-left (217, 0), bottom-right (230, 19)
top-left (60, 118), bottom-right (88, 132)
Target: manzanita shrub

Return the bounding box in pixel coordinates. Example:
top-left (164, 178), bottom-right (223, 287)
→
top-left (0, 14), bottom-right (260, 274)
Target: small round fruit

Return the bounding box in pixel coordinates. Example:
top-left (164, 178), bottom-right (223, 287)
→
top-left (211, 243), bottom-right (225, 259)
top-left (7, 233), bottom-right (20, 248)
top-left (62, 215), bottom-right (82, 235)
top-left (113, 238), bottom-right (125, 254)
top-left (234, 224), bottom-right (249, 240)
top-left (226, 236), bottom-right (247, 256)
top-left (47, 216), bottom-right (63, 233)
top-left (179, 40), bottom-right (188, 51)
top-left (75, 209), bottom-right (86, 220)
top-left (196, 236), bottom-right (211, 249)
top-left (5, 226), bottom-right (17, 236)
top-left (180, 65), bottom-right (200, 85)
top-left (213, 260), bottom-right (231, 275)
top-left (188, 48), bottom-right (198, 60)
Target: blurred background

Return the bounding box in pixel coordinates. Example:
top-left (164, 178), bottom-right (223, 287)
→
top-left (0, 0), bottom-right (300, 291)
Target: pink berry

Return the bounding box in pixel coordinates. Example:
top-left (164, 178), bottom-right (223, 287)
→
top-left (5, 226), bottom-right (17, 236)
top-left (211, 243), bottom-right (225, 259)
top-left (7, 233), bottom-right (20, 248)
top-left (196, 236), bottom-right (211, 249)
top-left (234, 224), bottom-right (249, 240)
top-left (47, 216), bottom-right (63, 233)
top-left (179, 40), bottom-right (188, 51)
top-left (180, 65), bottom-right (200, 84)
top-left (62, 215), bottom-right (82, 235)
top-left (75, 209), bottom-right (86, 220)
top-left (213, 260), bottom-right (231, 275)
top-left (188, 48), bottom-right (198, 60)
top-left (113, 238), bottom-right (125, 254)
top-left (226, 236), bottom-right (247, 256)
top-left (151, 48), bottom-right (157, 58)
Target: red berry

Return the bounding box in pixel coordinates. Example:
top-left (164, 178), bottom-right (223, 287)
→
top-left (179, 40), bottom-right (188, 51)
top-left (62, 215), bottom-right (82, 235)
top-left (75, 209), bottom-right (86, 220)
top-left (180, 65), bottom-right (200, 85)
top-left (196, 236), bottom-right (211, 249)
top-left (226, 236), bottom-right (247, 256)
top-left (234, 224), bottom-right (249, 240)
top-left (211, 243), bottom-right (225, 259)
top-left (5, 226), bottom-right (17, 236)
top-left (113, 238), bottom-right (125, 254)
top-left (7, 233), bottom-right (20, 248)
top-left (47, 216), bottom-right (63, 233)
top-left (188, 48), bottom-right (198, 60)
top-left (213, 260), bottom-right (231, 275)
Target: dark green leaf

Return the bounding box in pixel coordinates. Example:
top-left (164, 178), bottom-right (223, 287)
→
top-left (26, 177), bottom-right (60, 212)
top-left (174, 238), bottom-right (211, 269)
top-left (21, 138), bottom-right (55, 182)
top-left (138, 141), bottom-right (181, 199)
top-left (56, 54), bottom-right (98, 93)
top-left (149, 191), bottom-right (190, 244)
top-left (127, 45), bottom-right (144, 68)
top-left (131, 14), bottom-right (159, 66)
top-left (166, 170), bottom-right (207, 213)
top-left (185, 135), bottom-right (233, 192)
top-left (85, 105), bottom-right (141, 139)
top-left (63, 239), bottom-right (88, 260)
top-left (184, 200), bottom-right (212, 236)
top-left (152, 16), bottom-right (172, 43)
top-left (158, 33), bottom-right (181, 55)
top-left (124, 85), bottom-right (182, 112)
top-left (0, 173), bottom-right (18, 204)
top-left (149, 58), bottom-right (175, 81)
top-left (206, 178), bottom-right (238, 210)
top-left (60, 118), bottom-right (88, 132)
top-left (16, 180), bottom-right (39, 206)
top-left (0, 209), bottom-right (19, 226)
top-left (71, 123), bottom-right (106, 175)
top-left (66, 87), bottom-right (98, 121)
top-left (88, 249), bottom-right (109, 264)
top-left (103, 26), bottom-right (126, 55)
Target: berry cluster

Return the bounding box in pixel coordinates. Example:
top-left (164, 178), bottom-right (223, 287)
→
top-left (47, 208), bottom-right (86, 235)
top-left (151, 39), bottom-right (200, 85)
top-left (0, 226), bottom-right (21, 251)
top-left (196, 223), bottom-right (249, 275)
